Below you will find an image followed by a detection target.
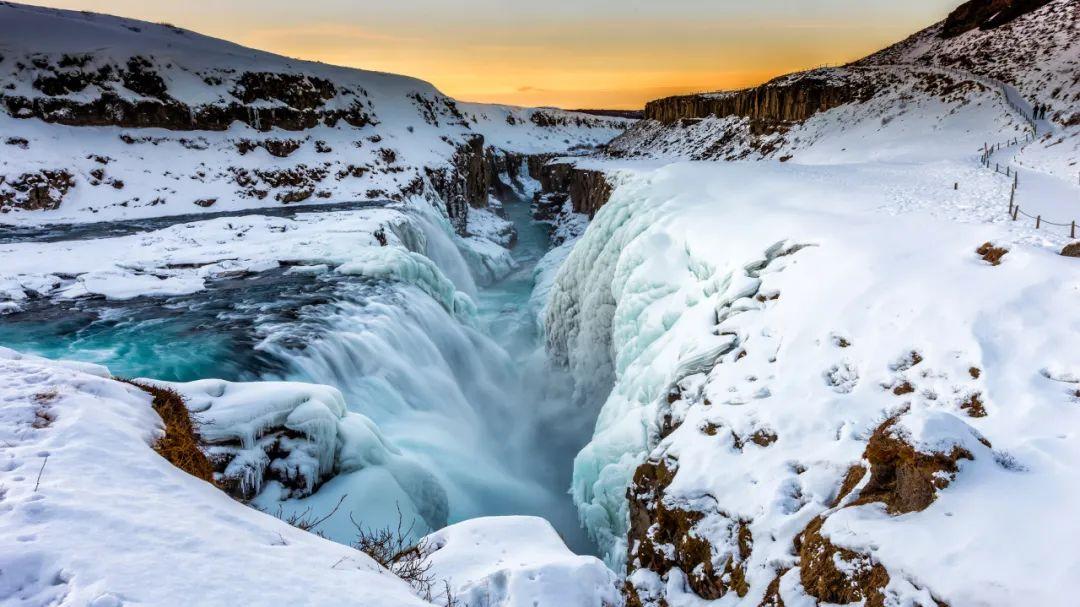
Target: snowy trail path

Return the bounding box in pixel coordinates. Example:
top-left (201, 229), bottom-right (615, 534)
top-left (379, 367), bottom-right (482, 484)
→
top-left (909, 60), bottom-right (1080, 238)
top-left (980, 110), bottom-right (1080, 236)
top-left (1006, 144), bottom-right (1080, 235)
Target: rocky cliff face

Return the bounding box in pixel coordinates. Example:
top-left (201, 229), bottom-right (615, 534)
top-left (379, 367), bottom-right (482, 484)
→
top-left (3, 64), bottom-right (375, 132)
top-left (531, 161), bottom-right (614, 220)
top-left (644, 73), bottom-right (876, 128)
top-left (425, 135), bottom-right (489, 233)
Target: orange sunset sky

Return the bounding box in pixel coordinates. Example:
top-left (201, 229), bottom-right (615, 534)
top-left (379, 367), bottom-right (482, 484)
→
top-left (28, 0), bottom-right (963, 109)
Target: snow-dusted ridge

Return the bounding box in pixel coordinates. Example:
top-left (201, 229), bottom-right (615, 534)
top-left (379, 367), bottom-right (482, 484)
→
top-left (607, 0), bottom-right (1078, 179)
top-left (0, 1), bottom-right (628, 224)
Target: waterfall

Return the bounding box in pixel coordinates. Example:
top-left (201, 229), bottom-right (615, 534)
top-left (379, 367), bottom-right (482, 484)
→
top-left (251, 196), bottom-right (598, 551)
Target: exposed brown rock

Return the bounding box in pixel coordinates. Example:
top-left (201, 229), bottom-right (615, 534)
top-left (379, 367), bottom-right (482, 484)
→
top-left (262, 139), bottom-right (303, 158)
top-left (1061, 243), bottom-right (1080, 258)
top-left (732, 428), bottom-right (779, 450)
top-left (121, 56), bottom-right (168, 99)
top-left (626, 460), bottom-right (751, 601)
top-left (834, 464), bottom-right (868, 506)
top-left (0, 169), bottom-right (75, 211)
top-left (424, 134), bottom-right (489, 234)
top-left (892, 351), bottom-right (924, 371)
top-left (568, 168), bottom-right (613, 218)
top-left (5, 61), bottom-right (374, 132)
top-left (852, 418), bottom-right (974, 514)
top-left (941, 0), bottom-right (1053, 38)
top-left (230, 71), bottom-right (336, 110)
top-left (798, 516), bottom-right (890, 607)
top-left (533, 161), bottom-right (614, 218)
top-left (277, 187), bottom-right (315, 204)
top-left (893, 381), bottom-right (916, 396)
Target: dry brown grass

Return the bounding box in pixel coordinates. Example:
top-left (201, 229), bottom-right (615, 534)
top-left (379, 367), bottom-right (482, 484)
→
top-left (123, 380), bottom-right (215, 483)
top-left (976, 242), bottom-right (1008, 266)
top-left (960, 392), bottom-right (988, 418)
top-left (892, 381), bottom-right (916, 396)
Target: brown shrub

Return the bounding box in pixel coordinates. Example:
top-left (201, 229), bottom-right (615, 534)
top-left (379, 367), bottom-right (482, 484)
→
top-left (350, 509), bottom-right (441, 600)
top-left (960, 393), bottom-right (988, 418)
top-left (124, 380), bottom-right (214, 483)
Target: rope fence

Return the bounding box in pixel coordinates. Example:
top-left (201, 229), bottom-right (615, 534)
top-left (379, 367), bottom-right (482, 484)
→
top-left (982, 135), bottom-right (1078, 239)
top-left (864, 63), bottom-right (1075, 238)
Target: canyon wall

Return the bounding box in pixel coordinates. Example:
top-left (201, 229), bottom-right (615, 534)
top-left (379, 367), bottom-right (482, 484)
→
top-left (532, 161), bottom-right (614, 220)
top-left (644, 73), bottom-right (877, 130)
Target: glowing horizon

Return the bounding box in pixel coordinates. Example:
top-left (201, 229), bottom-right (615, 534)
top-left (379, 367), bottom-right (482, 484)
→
top-left (26, 0), bottom-right (961, 109)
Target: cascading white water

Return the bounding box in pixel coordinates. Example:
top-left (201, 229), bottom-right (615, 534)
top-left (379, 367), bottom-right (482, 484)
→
top-left (253, 196), bottom-right (600, 552)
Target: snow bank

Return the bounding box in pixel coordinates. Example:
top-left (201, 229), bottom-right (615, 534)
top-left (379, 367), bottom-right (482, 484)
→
top-left (425, 516), bottom-right (621, 607)
top-left (0, 346), bottom-right (431, 606)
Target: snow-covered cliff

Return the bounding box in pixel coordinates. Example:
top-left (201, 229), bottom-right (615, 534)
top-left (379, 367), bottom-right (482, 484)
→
top-left (0, 1), bottom-right (627, 227)
top-left (542, 1), bottom-right (1080, 605)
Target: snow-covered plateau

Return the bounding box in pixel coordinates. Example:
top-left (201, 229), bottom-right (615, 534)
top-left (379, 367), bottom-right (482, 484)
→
top-left (2, 0), bottom-right (1080, 606)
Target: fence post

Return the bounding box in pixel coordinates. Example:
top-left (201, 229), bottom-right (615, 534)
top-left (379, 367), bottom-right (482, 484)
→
top-left (1073, 221), bottom-right (1077, 239)
top-left (1036, 215), bottom-right (1041, 229)
top-left (1013, 206), bottom-right (1019, 221)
